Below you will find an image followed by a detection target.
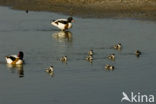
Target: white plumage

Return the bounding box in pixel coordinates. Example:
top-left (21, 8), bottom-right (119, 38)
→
top-left (51, 17), bottom-right (74, 31)
top-left (5, 51), bottom-right (24, 65)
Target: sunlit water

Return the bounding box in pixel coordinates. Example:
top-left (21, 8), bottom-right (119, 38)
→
top-left (0, 6), bottom-right (156, 104)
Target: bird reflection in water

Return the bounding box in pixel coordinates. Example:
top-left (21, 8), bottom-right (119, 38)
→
top-left (49, 71), bottom-right (54, 77)
top-left (46, 71), bottom-right (54, 77)
top-left (6, 64), bottom-right (24, 78)
top-left (52, 31), bottom-right (72, 42)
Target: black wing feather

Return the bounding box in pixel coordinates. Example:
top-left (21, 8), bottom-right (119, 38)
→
top-left (57, 20), bottom-right (68, 24)
top-left (8, 56), bottom-right (16, 61)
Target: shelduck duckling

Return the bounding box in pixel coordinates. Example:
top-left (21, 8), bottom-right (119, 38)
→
top-left (105, 64), bottom-right (114, 70)
top-left (5, 51), bottom-right (24, 65)
top-left (51, 17), bottom-right (74, 31)
top-left (113, 43), bottom-right (122, 50)
top-left (86, 55), bottom-right (93, 61)
top-left (88, 50), bottom-right (94, 56)
top-left (60, 56), bottom-right (68, 62)
top-left (45, 66), bottom-right (54, 77)
top-left (108, 54), bottom-right (115, 60)
top-left (135, 50), bottom-right (141, 57)
top-left (45, 66), bottom-right (54, 73)
top-left (86, 55), bottom-right (93, 63)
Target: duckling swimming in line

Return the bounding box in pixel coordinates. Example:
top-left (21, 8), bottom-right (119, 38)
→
top-left (86, 55), bottom-right (93, 61)
top-left (45, 66), bottom-right (54, 73)
top-left (60, 56), bottom-right (68, 62)
top-left (108, 54), bottom-right (115, 60)
top-left (88, 50), bottom-right (94, 56)
top-left (113, 43), bottom-right (122, 50)
top-left (105, 64), bottom-right (114, 70)
top-left (135, 50), bottom-right (141, 57)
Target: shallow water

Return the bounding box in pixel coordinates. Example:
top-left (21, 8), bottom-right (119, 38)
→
top-left (0, 7), bottom-right (156, 104)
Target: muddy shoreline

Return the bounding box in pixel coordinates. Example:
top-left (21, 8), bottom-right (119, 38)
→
top-left (0, 0), bottom-right (156, 20)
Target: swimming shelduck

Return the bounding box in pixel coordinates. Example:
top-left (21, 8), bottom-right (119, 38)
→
top-left (88, 50), bottom-right (94, 56)
top-left (108, 54), bottom-right (115, 60)
top-left (60, 56), bottom-right (68, 62)
top-left (105, 64), bottom-right (114, 70)
top-left (135, 50), bottom-right (141, 57)
top-left (51, 17), bottom-right (74, 31)
top-left (45, 66), bottom-right (54, 73)
top-left (113, 43), bottom-right (122, 50)
top-left (86, 55), bottom-right (93, 63)
top-left (5, 51), bottom-right (24, 65)
top-left (86, 55), bottom-right (93, 61)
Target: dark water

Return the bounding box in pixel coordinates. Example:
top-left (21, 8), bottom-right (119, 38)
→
top-left (0, 7), bottom-right (156, 104)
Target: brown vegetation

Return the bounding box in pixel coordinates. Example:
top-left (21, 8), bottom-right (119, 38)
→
top-left (0, 0), bottom-right (156, 19)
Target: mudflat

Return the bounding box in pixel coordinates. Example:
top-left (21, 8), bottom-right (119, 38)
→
top-left (0, 0), bottom-right (156, 19)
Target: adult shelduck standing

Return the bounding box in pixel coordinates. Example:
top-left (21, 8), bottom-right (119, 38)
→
top-left (51, 17), bottom-right (74, 31)
top-left (5, 51), bottom-right (24, 65)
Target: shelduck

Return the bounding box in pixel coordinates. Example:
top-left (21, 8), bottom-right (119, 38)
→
top-left (45, 66), bottom-right (54, 73)
top-left (108, 54), bottom-right (115, 60)
top-left (86, 55), bottom-right (93, 61)
top-left (135, 50), bottom-right (141, 57)
top-left (60, 56), bottom-right (68, 62)
top-left (105, 64), bottom-right (114, 70)
top-left (113, 43), bottom-right (122, 50)
top-left (88, 50), bottom-right (94, 56)
top-left (51, 17), bottom-right (74, 31)
top-left (5, 51), bottom-right (24, 65)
